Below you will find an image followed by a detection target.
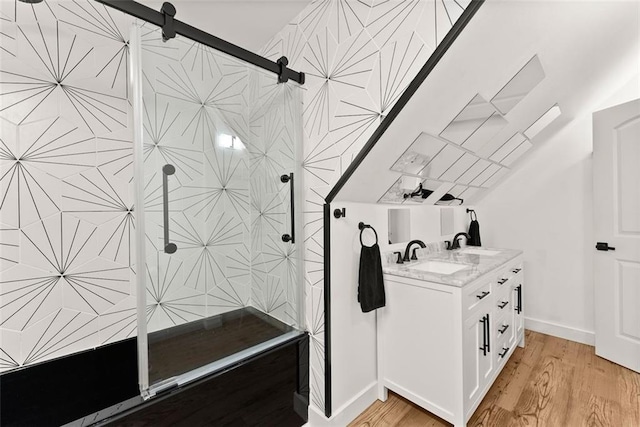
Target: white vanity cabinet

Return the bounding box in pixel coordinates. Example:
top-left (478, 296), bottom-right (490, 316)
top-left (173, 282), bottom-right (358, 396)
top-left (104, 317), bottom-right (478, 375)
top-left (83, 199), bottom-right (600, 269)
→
top-left (377, 254), bottom-right (524, 427)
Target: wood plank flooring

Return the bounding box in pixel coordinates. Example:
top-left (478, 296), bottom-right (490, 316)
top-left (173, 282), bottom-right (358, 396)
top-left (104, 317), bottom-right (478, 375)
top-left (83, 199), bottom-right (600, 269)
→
top-left (349, 330), bottom-right (640, 427)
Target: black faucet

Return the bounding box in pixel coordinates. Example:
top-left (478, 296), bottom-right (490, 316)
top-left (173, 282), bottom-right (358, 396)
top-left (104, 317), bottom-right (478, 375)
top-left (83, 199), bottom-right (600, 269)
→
top-left (403, 240), bottom-right (426, 262)
top-left (448, 232), bottom-right (471, 250)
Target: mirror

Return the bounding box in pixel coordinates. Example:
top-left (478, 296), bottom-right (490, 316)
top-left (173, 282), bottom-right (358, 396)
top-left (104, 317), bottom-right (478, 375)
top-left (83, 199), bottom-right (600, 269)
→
top-left (390, 132), bottom-right (447, 176)
top-left (459, 112), bottom-right (508, 153)
top-left (439, 94), bottom-right (496, 144)
top-left (491, 55), bottom-right (545, 115)
top-left (388, 209), bottom-right (411, 244)
top-left (379, 176), bottom-right (443, 204)
top-left (489, 132), bottom-right (532, 165)
top-left (440, 208), bottom-right (454, 236)
top-left (380, 176), bottom-right (471, 205)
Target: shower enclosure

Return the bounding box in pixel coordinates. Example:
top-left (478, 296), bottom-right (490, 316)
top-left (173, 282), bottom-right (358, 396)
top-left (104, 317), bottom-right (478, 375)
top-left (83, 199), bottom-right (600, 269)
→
top-left (130, 21), bottom-right (305, 396)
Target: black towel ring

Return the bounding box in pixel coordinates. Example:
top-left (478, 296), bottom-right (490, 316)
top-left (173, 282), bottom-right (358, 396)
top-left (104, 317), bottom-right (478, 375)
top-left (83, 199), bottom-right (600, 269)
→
top-left (358, 222), bottom-right (378, 247)
top-left (467, 208), bottom-right (477, 221)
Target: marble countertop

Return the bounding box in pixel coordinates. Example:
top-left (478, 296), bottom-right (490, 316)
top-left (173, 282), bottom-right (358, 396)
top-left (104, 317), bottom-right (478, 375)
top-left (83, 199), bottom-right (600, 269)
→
top-left (382, 247), bottom-right (523, 287)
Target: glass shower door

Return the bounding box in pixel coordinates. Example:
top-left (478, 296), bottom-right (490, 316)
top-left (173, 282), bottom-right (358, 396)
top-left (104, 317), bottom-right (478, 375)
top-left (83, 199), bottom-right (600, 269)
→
top-left (130, 22), bottom-right (303, 395)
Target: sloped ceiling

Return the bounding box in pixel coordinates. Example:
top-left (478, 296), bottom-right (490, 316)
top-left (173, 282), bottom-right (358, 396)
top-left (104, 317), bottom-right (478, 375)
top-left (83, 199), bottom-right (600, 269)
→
top-left (334, 0), bottom-right (640, 204)
top-left (142, 0), bottom-right (312, 51)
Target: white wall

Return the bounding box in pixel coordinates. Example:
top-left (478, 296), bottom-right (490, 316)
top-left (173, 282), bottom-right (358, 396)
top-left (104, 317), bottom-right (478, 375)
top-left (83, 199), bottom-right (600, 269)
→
top-left (478, 74), bottom-right (640, 345)
top-left (323, 202), bottom-right (467, 424)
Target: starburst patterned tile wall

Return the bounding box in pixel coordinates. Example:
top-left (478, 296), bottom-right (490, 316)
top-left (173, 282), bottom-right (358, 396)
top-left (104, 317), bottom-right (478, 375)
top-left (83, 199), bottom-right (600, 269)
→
top-left (259, 0), bottom-right (474, 412)
top-left (1, 0), bottom-right (139, 372)
top-left (0, 0), bottom-right (300, 374)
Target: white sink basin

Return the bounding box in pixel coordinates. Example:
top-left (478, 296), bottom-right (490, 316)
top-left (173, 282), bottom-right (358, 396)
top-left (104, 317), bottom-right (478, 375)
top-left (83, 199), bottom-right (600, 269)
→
top-left (411, 261), bottom-right (469, 275)
top-left (461, 248), bottom-right (501, 256)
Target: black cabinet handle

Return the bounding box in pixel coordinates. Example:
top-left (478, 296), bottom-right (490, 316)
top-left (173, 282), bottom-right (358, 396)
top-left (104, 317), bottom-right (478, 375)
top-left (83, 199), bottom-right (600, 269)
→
top-left (476, 291), bottom-right (490, 300)
top-left (499, 324), bottom-right (509, 334)
top-left (499, 347), bottom-right (509, 358)
top-left (515, 285), bottom-right (522, 314)
top-left (486, 313), bottom-right (490, 353)
top-left (479, 315), bottom-right (487, 356)
top-left (498, 301), bottom-right (509, 309)
top-left (162, 164), bottom-right (177, 254)
top-left (512, 268), bottom-right (522, 273)
top-left (281, 173), bottom-right (295, 243)
top-left (497, 278), bottom-right (508, 285)
top-left (518, 285), bottom-right (522, 314)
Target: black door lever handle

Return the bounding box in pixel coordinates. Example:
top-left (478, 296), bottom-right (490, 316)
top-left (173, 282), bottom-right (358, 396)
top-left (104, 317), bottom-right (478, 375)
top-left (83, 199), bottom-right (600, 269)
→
top-left (596, 242), bottom-right (615, 251)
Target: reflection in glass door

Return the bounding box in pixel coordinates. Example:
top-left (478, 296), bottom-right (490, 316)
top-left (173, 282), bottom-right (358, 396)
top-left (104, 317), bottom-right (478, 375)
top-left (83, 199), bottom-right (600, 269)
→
top-left (131, 22), bottom-right (304, 395)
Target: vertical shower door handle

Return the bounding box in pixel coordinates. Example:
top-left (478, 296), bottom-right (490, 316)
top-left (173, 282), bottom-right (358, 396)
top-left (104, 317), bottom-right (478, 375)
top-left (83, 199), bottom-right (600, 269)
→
top-left (281, 173), bottom-right (295, 243)
top-left (163, 164), bottom-right (177, 254)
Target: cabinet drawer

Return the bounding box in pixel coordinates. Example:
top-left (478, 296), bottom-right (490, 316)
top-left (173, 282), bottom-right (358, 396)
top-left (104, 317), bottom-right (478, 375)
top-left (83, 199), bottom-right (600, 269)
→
top-left (495, 269), bottom-right (512, 289)
top-left (495, 260), bottom-right (523, 289)
top-left (495, 292), bottom-right (511, 313)
top-left (507, 262), bottom-right (523, 282)
top-left (495, 336), bottom-right (512, 367)
top-left (463, 280), bottom-right (492, 313)
top-left (495, 314), bottom-right (512, 342)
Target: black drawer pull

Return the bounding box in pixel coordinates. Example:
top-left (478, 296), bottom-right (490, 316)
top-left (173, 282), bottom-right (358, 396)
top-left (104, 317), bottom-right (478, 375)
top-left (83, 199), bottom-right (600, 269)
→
top-left (497, 278), bottom-right (508, 285)
top-left (512, 268), bottom-right (522, 273)
top-left (498, 301), bottom-right (509, 309)
top-left (499, 347), bottom-right (509, 358)
top-left (499, 324), bottom-right (509, 334)
top-left (476, 291), bottom-right (490, 300)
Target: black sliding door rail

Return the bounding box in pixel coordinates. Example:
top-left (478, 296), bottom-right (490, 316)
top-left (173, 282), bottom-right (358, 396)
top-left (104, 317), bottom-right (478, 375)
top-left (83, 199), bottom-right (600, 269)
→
top-left (321, 0), bottom-right (485, 417)
top-left (95, 0), bottom-right (305, 84)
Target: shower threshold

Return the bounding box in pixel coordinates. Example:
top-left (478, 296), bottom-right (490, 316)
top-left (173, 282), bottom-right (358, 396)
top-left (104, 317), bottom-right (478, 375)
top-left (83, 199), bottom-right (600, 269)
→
top-left (145, 307), bottom-right (303, 398)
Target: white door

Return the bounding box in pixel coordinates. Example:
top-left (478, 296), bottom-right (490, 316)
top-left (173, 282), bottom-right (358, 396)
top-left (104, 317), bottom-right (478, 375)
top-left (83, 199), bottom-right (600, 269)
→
top-left (593, 98), bottom-right (640, 373)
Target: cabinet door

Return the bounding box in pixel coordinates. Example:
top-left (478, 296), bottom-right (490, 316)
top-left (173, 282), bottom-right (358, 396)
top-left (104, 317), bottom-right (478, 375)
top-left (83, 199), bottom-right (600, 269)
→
top-left (479, 313), bottom-right (495, 383)
top-left (463, 312), bottom-right (494, 410)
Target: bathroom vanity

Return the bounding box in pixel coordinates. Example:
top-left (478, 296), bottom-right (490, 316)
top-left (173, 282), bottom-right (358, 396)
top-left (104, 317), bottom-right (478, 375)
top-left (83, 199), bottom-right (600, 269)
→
top-left (377, 248), bottom-right (524, 427)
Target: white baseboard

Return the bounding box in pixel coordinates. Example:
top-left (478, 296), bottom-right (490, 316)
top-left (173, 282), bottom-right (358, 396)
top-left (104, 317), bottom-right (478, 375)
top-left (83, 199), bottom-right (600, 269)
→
top-left (525, 316), bottom-right (595, 346)
top-left (308, 382), bottom-right (378, 427)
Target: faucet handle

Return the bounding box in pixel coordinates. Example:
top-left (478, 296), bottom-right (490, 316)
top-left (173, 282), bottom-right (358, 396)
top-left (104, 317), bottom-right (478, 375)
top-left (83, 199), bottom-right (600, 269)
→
top-left (445, 240), bottom-right (452, 250)
top-left (411, 247), bottom-right (419, 260)
top-left (393, 251), bottom-right (403, 264)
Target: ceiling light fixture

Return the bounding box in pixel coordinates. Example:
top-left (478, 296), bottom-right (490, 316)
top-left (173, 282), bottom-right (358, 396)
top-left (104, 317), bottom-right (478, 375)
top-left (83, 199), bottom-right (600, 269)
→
top-left (18, 0), bottom-right (44, 3)
top-left (524, 104), bottom-right (561, 139)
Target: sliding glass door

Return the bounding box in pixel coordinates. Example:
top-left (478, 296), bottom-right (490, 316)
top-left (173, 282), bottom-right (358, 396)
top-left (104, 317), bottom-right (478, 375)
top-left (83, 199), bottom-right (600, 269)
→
top-left (131, 22), bottom-right (303, 394)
